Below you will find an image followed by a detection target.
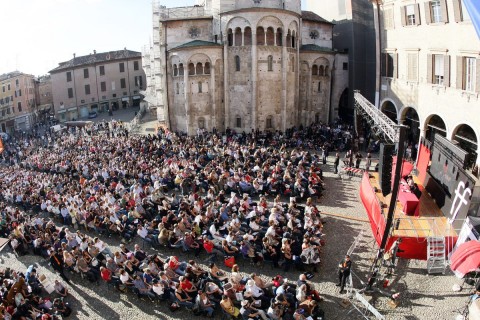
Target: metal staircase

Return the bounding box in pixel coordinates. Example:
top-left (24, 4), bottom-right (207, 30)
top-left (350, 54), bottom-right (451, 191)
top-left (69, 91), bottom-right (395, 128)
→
top-left (427, 237), bottom-right (447, 274)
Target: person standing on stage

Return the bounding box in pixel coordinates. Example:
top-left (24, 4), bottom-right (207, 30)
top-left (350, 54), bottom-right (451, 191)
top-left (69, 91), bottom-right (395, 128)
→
top-left (337, 255), bottom-right (352, 293)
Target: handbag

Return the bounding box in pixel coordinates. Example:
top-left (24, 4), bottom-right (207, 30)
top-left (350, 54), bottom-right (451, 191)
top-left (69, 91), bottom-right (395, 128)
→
top-left (224, 256), bottom-right (235, 268)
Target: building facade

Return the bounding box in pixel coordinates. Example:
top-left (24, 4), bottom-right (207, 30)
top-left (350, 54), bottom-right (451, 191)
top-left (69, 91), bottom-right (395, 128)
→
top-left (34, 75), bottom-right (53, 124)
top-left (50, 49), bottom-right (146, 122)
top-left (0, 71), bottom-right (37, 134)
top-left (378, 0), bottom-right (480, 167)
top-left (307, 0), bottom-right (377, 121)
top-left (144, 0), bottom-right (349, 135)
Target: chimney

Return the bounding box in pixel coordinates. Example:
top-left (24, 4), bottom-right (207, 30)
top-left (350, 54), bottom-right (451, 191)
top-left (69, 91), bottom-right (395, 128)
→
top-left (94, 50), bottom-right (96, 54)
top-left (73, 53), bottom-right (76, 59)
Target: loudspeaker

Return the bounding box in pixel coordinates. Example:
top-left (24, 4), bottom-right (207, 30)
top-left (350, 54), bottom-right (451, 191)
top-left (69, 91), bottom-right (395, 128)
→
top-left (379, 143), bottom-right (394, 196)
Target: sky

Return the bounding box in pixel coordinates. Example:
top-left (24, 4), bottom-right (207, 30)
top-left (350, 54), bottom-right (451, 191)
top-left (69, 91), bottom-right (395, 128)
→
top-left (0, 0), bottom-right (307, 77)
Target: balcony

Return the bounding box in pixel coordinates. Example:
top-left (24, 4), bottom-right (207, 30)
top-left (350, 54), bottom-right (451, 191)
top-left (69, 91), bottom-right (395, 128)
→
top-left (158, 6), bottom-right (211, 21)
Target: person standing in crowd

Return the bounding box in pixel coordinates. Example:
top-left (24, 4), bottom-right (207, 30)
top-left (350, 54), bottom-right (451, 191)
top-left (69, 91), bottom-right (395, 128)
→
top-left (337, 254), bottom-right (352, 293)
top-left (50, 249), bottom-right (70, 283)
top-left (365, 153), bottom-right (372, 172)
top-left (334, 153), bottom-right (340, 174)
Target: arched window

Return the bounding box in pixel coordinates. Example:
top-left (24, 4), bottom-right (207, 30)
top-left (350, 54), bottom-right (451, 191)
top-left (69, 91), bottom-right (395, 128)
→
top-left (319, 65), bottom-right (324, 76)
top-left (176, 83), bottom-right (180, 94)
top-left (276, 28), bottom-right (283, 46)
top-left (198, 82), bottom-right (202, 93)
top-left (179, 63), bottom-right (184, 76)
top-left (257, 27), bottom-right (265, 45)
top-left (173, 64), bottom-right (178, 76)
top-left (227, 29), bottom-right (233, 46)
top-left (188, 63), bottom-right (195, 75)
top-left (318, 81), bottom-right (321, 93)
top-left (291, 31), bottom-right (296, 48)
top-left (315, 113), bottom-right (320, 123)
top-left (235, 56), bottom-right (240, 72)
top-left (324, 66), bottom-right (329, 76)
top-left (268, 55), bottom-right (273, 72)
top-left (244, 27), bottom-right (252, 45)
top-left (312, 65), bottom-right (318, 75)
top-left (290, 57), bottom-right (295, 72)
top-left (204, 62), bottom-right (211, 75)
top-left (286, 30), bottom-right (292, 48)
top-left (235, 28), bottom-right (242, 46)
top-left (266, 27), bottom-right (274, 46)
top-left (196, 63), bottom-right (203, 75)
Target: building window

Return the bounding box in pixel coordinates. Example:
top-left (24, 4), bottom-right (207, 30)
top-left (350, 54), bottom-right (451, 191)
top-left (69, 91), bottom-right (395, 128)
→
top-left (381, 53), bottom-right (396, 78)
top-left (17, 102), bottom-right (22, 112)
top-left (68, 88), bottom-right (74, 98)
top-left (204, 62), bottom-right (211, 75)
top-left (15, 79), bottom-right (19, 86)
top-left (460, 0), bottom-right (471, 21)
top-left (111, 81), bottom-right (116, 91)
top-left (173, 64), bottom-right (178, 76)
top-left (100, 81), bottom-right (106, 92)
top-left (198, 118), bottom-right (205, 129)
top-left (83, 68), bottom-right (89, 78)
top-left (179, 64), bottom-right (184, 76)
top-left (464, 57), bottom-right (476, 92)
top-left (312, 65), bottom-right (318, 75)
top-left (85, 84), bottom-right (91, 95)
top-left (433, 54), bottom-right (444, 85)
top-left (198, 82), bottom-right (202, 93)
top-left (268, 55), bottom-right (273, 72)
top-left (236, 117), bottom-right (242, 128)
top-left (407, 53), bottom-right (418, 81)
top-left (7, 84), bottom-right (10, 91)
top-left (266, 116), bottom-right (273, 129)
top-left (119, 62), bottom-right (125, 72)
top-left (176, 83), bottom-right (180, 94)
top-left (384, 8), bottom-right (394, 29)
top-left (405, 5), bottom-right (417, 26)
top-left (1, 86), bottom-right (4, 93)
top-left (66, 72), bottom-right (72, 82)
top-left (134, 61), bottom-right (139, 71)
top-left (343, 62), bottom-right (348, 70)
top-left (138, 76), bottom-right (143, 88)
top-left (120, 78), bottom-right (126, 89)
top-left (318, 81), bottom-right (321, 93)
top-left (235, 56), bottom-right (240, 72)
top-left (431, 0), bottom-right (442, 23)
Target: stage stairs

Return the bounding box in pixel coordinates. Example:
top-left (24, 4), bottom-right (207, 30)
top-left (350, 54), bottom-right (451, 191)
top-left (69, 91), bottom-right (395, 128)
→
top-left (427, 236), bottom-right (447, 274)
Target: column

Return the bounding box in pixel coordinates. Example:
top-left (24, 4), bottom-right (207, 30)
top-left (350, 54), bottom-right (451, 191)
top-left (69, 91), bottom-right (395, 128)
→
top-left (210, 64), bottom-right (216, 131)
top-left (307, 68), bottom-right (312, 126)
top-left (281, 35), bottom-right (287, 131)
top-left (223, 38), bottom-right (230, 130)
top-left (274, 31), bottom-right (277, 46)
top-left (252, 32), bottom-right (258, 130)
top-left (184, 68), bottom-right (190, 135)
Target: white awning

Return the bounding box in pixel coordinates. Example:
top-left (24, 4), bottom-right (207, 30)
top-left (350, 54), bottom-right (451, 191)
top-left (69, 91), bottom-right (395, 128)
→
top-left (121, 97), bottom-right (129, 102)
top-left (133, 95), bottom-right (141, 100)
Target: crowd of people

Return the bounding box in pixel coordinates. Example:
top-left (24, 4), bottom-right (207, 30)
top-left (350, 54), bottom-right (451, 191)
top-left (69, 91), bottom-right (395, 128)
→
top-left (0, 120), bottom-right (358, 319)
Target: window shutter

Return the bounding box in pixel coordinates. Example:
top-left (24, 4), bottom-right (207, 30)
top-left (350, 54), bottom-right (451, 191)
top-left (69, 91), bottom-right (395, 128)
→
top-left (440, 0), bottom-right (449, 23)
top-left (427, 54), bottom-right (433, 84)
top-left (444, 55), bottom-right (450, 87)
top-left (401, 6), bottom-right (407, 26)
top-left (414, 4), bottom-right (421, 25)
top-left (425, 2), bottom-right (432, 24)
top-left (393, 53), bottom-right (398, 78)
top-left (476, 59), bottom-right (480, 93)
top-left (381, 53), bottom-right (386, 77)
top-left (452, 0), bottom-right (462, 22)
top-left (456, 56), bottom-right (464, 89)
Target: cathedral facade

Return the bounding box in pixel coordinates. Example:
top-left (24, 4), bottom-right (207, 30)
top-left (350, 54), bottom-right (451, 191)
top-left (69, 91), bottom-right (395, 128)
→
top-left (143, 0), bottom-right (349, 135)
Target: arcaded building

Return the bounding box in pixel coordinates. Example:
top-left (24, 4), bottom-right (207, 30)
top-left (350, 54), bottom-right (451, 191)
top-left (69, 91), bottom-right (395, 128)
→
top-left (143, 0), bottom-right (349, 135)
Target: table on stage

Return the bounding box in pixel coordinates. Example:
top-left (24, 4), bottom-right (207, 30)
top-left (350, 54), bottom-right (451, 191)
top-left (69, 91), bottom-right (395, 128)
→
top-left (398, 182), bottom-right (420, 216)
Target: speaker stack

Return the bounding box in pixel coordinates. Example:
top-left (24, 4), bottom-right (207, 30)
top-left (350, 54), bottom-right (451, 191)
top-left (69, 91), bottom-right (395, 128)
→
top-left (378, 143), bottom-right (394, 196)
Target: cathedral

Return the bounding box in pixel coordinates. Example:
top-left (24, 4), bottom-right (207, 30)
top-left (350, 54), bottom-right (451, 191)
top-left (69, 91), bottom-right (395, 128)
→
top-left (142, 0), bottom-right (349, 135)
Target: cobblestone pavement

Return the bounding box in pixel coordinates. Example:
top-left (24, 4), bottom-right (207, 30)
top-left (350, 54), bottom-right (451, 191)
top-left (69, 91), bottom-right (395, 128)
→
top-left (0, 157), bottom-right (472, 320)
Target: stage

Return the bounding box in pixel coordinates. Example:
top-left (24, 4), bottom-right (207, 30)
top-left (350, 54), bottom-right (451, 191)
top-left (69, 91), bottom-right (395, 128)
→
top-left (360, 172), bottom-right (457, 260)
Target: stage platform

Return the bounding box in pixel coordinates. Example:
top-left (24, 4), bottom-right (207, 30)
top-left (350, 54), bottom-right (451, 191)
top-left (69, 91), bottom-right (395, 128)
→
top-left (360, 172), bottom-right (457, 260)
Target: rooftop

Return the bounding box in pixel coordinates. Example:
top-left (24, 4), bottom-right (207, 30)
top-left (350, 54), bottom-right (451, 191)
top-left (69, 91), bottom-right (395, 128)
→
top-left (300, 44), bottom-right (335, 53)
top-left (171, 40), bottom-right (222, 51)
top-left (49, 49), bottom-right (141, 73)
top-left (0, 71), bottom-right (33, 82)
top-left (302, 11), bottom-right (334, 25)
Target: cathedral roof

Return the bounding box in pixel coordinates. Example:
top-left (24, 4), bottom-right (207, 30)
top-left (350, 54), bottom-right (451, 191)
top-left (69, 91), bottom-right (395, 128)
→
top-left (171, 40), bottom-right (222, 51)
top-left (301, 11), bottom-right (334, 25)
top-left (300, 44), bottom-right (335, 53)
